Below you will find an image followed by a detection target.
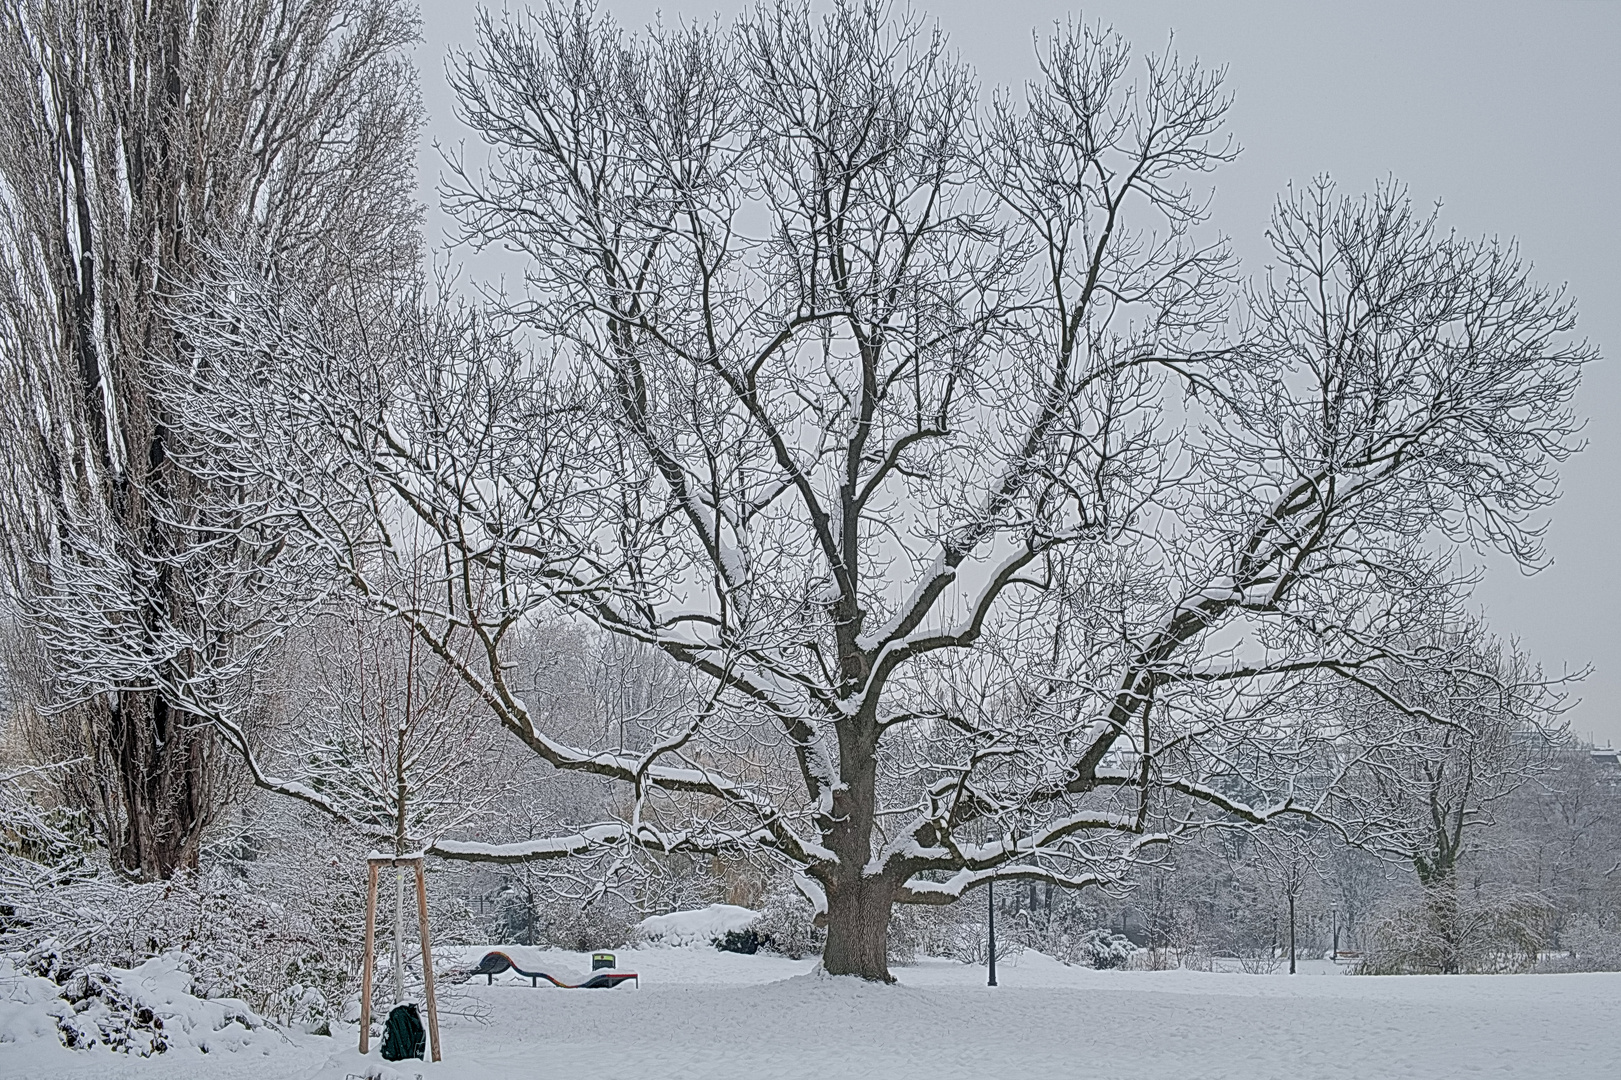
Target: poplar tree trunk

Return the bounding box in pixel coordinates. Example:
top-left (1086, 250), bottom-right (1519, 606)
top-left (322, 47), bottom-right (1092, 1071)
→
top-left (98, 692), bottom-right (217, 880)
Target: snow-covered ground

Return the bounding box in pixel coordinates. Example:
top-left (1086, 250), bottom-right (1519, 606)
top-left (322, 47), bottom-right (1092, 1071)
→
top-left (6, 944), bottom-right (1618, 1079)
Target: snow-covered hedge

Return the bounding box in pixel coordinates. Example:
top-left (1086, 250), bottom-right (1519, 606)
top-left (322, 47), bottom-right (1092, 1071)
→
top-left (1535, 914), bottom-right (1621, 973)
top-left (751, 878), bottom-right (824, 960)
top-left (637, 904), bottom-right (761, 948)
top-left (0, 953), bottom-right (273, 1057)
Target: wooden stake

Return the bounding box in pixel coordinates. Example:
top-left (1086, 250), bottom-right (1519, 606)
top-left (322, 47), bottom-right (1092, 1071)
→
top-left (360, 855), bottom-right (442, 1062)
top-left (359, 861), bottom-right (380, 1055)
top-left (413, 859), bottom-right (442, 1062)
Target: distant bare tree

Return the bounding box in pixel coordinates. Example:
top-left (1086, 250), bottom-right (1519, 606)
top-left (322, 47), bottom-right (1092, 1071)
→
top-left (1527, 746), bottom-right (1621, 941)
top-left (178, 1), bottom-right (1589, 980)
top-left (1247, 825), bottom-right (1327, 974)
top-left (0, 0), bottom-right (420, 879)
top-left (1340, 631), bottom-right (1564, 972)
top-left (1322, 840), bottom-right (1386, 956)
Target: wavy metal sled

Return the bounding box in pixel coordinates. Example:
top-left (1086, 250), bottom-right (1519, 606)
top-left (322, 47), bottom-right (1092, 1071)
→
top-left (469, 950), bottom-right (640, 989)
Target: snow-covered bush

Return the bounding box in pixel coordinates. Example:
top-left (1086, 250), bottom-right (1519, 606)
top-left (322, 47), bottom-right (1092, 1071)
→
top-left (638, 903), bottom-right (760, 949)
top-left (1235, 949), bottom-right (1284, 975)
top-left (7, 859), bottom-right (366, 1027)
top-left (0, 766), bottom-right (97, 897)
top-left (714, 928), bottom-right (765, 954)
top-left (1003, 894), bottom-right (1146, 968)
top-left (475, 861), bottom-right (681, 953)
top-left (50, 963), bottom-right (172, 1054)
top-left (545, 895), bottom-right (640, 952)
top-left (752, 879), bottom-right (824, 960)
top-left (0, 784), bottom-right (382, 1032)
top-left (886, 902), bottom-right (971, 964)
top-left (1357, 888), bottom-right (1547, 974)
top-left (885, 898), bottom-right (1025, 967)
top-left (1, 953), bottom-right (270, 1057)
top-left (480, 878), bottom-right (533, 944)
top-left (1534, 914), bottom-right (1621, 973)
top-left (1076, 929), bottom-right (1135, 970)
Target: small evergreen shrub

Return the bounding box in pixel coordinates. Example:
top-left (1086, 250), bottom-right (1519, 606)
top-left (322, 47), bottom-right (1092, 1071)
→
top-left (752, 878), bottom-right (824, 959)
top-left (1078, 928), bottom-right (1135, 970)
top-left (714, 928), bottom-right (765, 954)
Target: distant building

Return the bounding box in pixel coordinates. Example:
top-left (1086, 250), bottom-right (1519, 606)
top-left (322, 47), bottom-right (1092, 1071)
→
top-left (1589, 746), bottom-right (1621, 790)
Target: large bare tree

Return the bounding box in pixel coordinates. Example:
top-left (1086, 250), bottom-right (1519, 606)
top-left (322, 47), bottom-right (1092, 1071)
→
top-left (175, 0), bottom-right (1589, 980)
top-left (0, 0), bottom-right (420, 879)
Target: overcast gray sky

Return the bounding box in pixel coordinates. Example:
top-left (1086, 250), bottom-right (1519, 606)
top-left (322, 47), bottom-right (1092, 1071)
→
top-left (413, 0), bottom-right (1621, 744)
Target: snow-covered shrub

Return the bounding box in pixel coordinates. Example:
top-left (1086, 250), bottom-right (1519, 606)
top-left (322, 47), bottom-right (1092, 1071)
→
top-left (489, 878), bottom-right (541, 945)
top-left (1007, 895), bottom-right (1147, 968)
top-left (886, 898), bottom-right (1024, 966)
top-left (715, 928), bottom-right (764, 954)
top-left (0, 790), bottom-right (381, 1032)
top-left (3, 953), bottom-right (270, 1057)
top-left (51, 964), bottom-right (171, 1054)
top-left (1076, 928), bottom-right (1135, 970)
top-left (954, 928), bottom-right (1025, 967)
top-left (887, 902), bottom-right (968, 964)
top-left (638, 903), bottom-right (759, 948)
top-left (1170, 944), bottom-right (1215, 972)
top-left (1534, 913), bottom-right (1621, 973)
top-left (546, 895), bottom-right (640, 952)
top-left (751, 878), bottom-right (823, 959)
top-left (7, 859), bottom-right (366, 1028)
top-left (1357, 888), bottom-right (1547, 975)
top-left (0, 766), bottom-right (98, 898)
top-left (1235, 949), bottom-right (1284, 975)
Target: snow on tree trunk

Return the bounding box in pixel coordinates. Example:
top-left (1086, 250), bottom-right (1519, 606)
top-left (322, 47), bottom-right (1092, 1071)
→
top-left (1422, 869), bottom-right (1463, 975)
top-left (393, 868), bottom-right (407, 1004)
top-left (101, 693), bottom-right (215, 881)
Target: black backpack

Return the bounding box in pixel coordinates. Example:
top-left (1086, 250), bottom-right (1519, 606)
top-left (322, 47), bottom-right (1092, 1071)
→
top-left (381, 1003), bottom-right (425, 1061)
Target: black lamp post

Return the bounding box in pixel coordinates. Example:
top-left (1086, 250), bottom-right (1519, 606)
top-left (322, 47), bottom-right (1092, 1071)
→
top-left (987, 875), bottom-right (997, 987)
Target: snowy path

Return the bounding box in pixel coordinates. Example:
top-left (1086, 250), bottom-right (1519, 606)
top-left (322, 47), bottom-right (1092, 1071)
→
top-left (9, 947), bottom-right (1619, 1079)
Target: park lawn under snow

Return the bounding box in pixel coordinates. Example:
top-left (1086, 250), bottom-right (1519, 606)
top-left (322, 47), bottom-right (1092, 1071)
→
top-left (5, 944), bottom-right (1618, 1080)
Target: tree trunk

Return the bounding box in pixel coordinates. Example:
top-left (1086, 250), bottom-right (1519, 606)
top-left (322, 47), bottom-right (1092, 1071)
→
top-left (821, 879), bottom-right (896, 982)
top-left (99, 691), bottom-right (215, 881)
top-left (2, 0), bottom-right (416, 889)
top-left (1422, 871), bottom-right (1462, 974)
top-left (987, 878), bottom-right (997, 987)
top-left (393, 868), bottom-right (407, 1003)
top-left (1288, 891), bottom-right (1297, 975)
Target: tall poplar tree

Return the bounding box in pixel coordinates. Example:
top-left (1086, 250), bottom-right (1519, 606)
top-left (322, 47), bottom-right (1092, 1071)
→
top-left (0, 0), bottom-right (420, 879)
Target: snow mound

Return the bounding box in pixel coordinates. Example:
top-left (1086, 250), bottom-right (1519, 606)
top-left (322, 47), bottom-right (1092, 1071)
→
top-left (0, 952), bottom-right (277, 1058)
top-left (0, 958), bottom-right (70, 1053)
top-left (637, 904), bottom-right (760, 948)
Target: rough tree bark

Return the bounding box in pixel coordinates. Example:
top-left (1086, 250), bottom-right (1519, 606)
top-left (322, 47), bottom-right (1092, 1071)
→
top-left (98, 693), bottom-right (218, 879)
